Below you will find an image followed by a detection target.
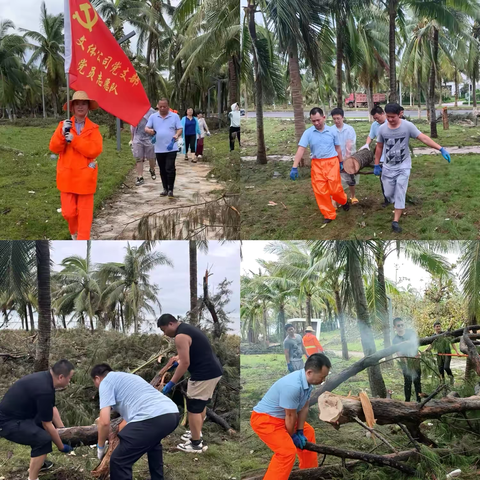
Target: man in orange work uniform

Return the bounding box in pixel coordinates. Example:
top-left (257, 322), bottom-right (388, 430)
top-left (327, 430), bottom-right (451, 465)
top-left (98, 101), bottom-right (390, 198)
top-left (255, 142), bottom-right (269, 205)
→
top-left (49, 91), bottom-right (103, 240)
top-left (290, 107), bottom-right (350, 225)
top-left (303, 326), bottom-right (324, 356)
top-left (250, 353), bottom-right (331, 480)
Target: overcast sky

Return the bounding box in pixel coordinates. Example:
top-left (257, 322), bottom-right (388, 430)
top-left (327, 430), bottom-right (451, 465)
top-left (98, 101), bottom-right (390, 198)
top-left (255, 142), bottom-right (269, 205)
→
top-left (242, 241), bottom-right (460, 294)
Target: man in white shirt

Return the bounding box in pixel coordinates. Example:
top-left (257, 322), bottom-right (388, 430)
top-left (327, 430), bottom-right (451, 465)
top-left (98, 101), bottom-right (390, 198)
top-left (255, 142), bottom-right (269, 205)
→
top-left (331, 108), bottom-right (358, 204)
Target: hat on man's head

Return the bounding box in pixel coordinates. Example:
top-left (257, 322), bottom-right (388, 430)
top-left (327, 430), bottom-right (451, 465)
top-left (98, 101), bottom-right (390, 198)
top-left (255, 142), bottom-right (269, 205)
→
top-left (63, 91), bottom-right (99, 111)
top-left (305, 326), bottom-right (315, 332)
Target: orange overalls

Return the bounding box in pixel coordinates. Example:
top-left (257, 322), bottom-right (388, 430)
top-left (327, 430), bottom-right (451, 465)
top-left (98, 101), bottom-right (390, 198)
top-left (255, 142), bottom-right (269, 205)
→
top-left (311, 156), bottom-right (347, 220)
top-left (302, 333), bottom-right (324, 356)
top-left (49, 117), bottom-right (103, 240)
top-left (250, 412), bottom-right (318, 480)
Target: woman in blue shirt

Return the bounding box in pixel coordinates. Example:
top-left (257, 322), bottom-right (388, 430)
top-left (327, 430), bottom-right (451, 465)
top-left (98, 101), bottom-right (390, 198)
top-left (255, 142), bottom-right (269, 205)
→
top-left (181, 108), bottom-right (201, 163)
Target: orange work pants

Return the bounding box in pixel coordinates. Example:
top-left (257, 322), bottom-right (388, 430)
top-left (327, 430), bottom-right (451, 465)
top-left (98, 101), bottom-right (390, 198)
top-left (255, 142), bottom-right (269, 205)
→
top-left (250, 411), bottom-right (318, 480)
top-left (311, 156), bottom-right (347, 220)
top-left (60, 192), bottom-right (94, 240)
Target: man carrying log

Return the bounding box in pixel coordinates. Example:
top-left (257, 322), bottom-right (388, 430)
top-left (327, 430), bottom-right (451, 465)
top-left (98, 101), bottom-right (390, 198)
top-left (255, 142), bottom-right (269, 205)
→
top-left (374, 103), bottom-right (451, 233)
top-left (425, 320), bottom-right (460, 385)
top-left (157, 313), bottom-right (223, 453)
top-left (331, 107), bottom-right (359, 205)
top-left (392, 318), bottom-right (423, 402)
top-left (91, 364), bottom-right (179, 480)
top-left (290, 107), bottom-right (350, 225)
top-left (284, 323), bottom-right (308, 372)
top-left (250, 353), bottom-right (331, 480)
top-left (0, 360), bottom-right (75, 480)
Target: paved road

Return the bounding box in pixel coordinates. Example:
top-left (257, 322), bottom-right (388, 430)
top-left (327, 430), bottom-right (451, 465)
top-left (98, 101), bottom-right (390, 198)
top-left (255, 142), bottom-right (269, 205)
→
top-left (245, 109), bottom-right (474, 119)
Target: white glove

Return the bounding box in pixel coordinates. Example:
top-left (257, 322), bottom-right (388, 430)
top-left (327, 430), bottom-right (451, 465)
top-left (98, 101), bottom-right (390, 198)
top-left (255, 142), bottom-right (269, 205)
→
top-left (97, 444), bottom-right (106, 460)
top-left (206, 132), bottom-right (211, 137)
top-left (62, 120), bottom-right (72, 135)
top-left (128, 140), bottom-right (133, 146)
top-left (65, 132), bottom-right (74, 143)
top-left (177, 137), bottom-right (184, 149)
top-left (360, 144), bottom-right (369, 151)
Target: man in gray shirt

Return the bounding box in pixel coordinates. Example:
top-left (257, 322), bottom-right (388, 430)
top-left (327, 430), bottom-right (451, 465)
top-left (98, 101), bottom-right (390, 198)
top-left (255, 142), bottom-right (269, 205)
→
top-left (131, 107), bottom-right (156, 186)
top-left (283, 324), bottom-right (307, 372)
top-left (374, 103), bottom-right (451, 233)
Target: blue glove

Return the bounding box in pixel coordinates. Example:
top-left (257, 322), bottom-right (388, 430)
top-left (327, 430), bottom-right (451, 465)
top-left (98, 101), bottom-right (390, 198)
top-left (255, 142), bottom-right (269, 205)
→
top-left (168, 361), bottom-right (179, 372)
top-left (167, 137), bottom-right (175, 151)
top-left (440, 147), bottom-right (451, 163)
top-left (340, 162), bottom-right (343, 171)
top-left (60, 444), bottom-right (73, 453)
top-left (374, 164), bottom-right (382, 176)
top-left (296, 429), bottom-right (307, 448)
top-left (291, 432), bottom-right (306, 449)
top-left (162, 380), bottom-right (176, 394)
top-left (287, 362), bottom-right (294, 373)
top-left (151, 134), bottom-right (156, 145)
top-left (290, 167), bottom-right (298, 181)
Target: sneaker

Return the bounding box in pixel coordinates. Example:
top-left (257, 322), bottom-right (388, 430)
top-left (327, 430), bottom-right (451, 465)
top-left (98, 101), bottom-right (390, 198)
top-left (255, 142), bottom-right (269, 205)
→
top-left (185, 155), bottom-right (189, 161)
top-left (135, 177), bottom-right (144, 186)
top-left (177, 441), bottom-right (208, 453)
top-left (342, 202), bottom-right (350, 212)
top-left (323, 218), bottom-right (333, 224)
top-left (160, 189), bottom-right (168, 197)
top-left (351, 197), bottom-right (359, 205)
top-left (392, 221), bottom-right (402, 233)
top-left (149, 169), bottom-right (156, 180)
top-left (181, 431), bottom-right (203, 442)
top-left (71, 233), bottom-right (78, 241)
top-left (198, 155), bottom-right (203, 160)
top-left (40, 460), bottom-right (54, 472)
top-left (168, 190), bottom-right (174, 198)
top-left (192, 157), bottom-right (198, 163)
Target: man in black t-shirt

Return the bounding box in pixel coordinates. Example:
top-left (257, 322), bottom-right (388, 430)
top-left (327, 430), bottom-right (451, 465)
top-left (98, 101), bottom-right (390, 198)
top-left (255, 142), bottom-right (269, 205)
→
top-left (0, 359), bottom-right (75, 480)
top-left (392, 317), bottom-right (423, 402)
top-left (158, 313), bottom-right (223, 453)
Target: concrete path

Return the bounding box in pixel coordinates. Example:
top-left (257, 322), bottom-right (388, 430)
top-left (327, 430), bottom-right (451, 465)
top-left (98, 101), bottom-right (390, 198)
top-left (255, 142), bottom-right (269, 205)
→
top-left (91, 155), bottom-right (223, 239)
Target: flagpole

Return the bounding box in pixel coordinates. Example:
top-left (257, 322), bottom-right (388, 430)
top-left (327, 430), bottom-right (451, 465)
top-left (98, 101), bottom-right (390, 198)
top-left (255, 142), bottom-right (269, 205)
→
top-left (67, 72), bottom-right (70, 119)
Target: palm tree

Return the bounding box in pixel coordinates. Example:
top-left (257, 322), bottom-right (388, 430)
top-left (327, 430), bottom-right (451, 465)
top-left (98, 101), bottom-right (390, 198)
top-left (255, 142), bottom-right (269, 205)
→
top-left (21, 2), bottom-right (64, 117)
top-left (189, 241), bottom-right (208, 326)
top-left (91, 0), bottom-right (131, 41)
top-left (97, 242), bottom-right (173, 333)
top-left (35, 241), bottom-right (51, 371)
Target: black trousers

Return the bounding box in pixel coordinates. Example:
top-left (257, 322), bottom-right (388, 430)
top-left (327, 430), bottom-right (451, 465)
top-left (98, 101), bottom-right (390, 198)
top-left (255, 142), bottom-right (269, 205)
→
top-left (379, 169), bottom-right (389, 204)
top-left (156, 152), bottom-right (177, 191)
top-left (401, 363), bottom-right (422, 402)
top-left (185, 134), bottom-right (196, 154)
top-left (229, 126), bottom-right (241, 151)
top-left (110, 413), bottom-right (180, 480)
top-left (0, 417), bottom-right (52, 457)
top-left (437, 354), bottom-right (453, 378)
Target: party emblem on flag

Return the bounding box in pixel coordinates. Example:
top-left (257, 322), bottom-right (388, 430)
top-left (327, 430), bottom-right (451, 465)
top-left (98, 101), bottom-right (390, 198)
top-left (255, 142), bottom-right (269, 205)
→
top-left (64, 0), bottom-right (151, 126)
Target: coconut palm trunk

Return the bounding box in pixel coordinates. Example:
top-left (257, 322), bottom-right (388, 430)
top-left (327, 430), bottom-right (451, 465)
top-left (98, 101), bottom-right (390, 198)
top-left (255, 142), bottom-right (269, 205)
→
top-left (305, 294), bottom-right (312, 327)
top-left (228, 57), bottom-right (238, 107)
top-left (288, 43), bottom-right (308, 166)
top-left (336, 18), bottom-right (344, 108)
top-left (388, 0), bottom-right (399, 103)
top-left (28, 302), bottom-right (35, 332)
top-left (189, 240), bottom-right (198, 326)
top-left (334, 289), bottom-right (349, 360)
top-left (349, 249), bottom-right (387, 398)
top-left (34, 240), bottom-right (51, 372)
top-left (376, 249), bottom-right (391, 350)
top-left (428, 28), bottom-right (439, 138)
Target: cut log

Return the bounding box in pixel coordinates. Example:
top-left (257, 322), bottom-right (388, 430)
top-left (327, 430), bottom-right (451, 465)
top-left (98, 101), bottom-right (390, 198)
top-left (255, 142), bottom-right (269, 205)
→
top-left (343, 148), bottom-right (374, 174)
top-left (58, 417), bottom-right (123, 447)
top-left (316, 392), bottom-right (480, 427)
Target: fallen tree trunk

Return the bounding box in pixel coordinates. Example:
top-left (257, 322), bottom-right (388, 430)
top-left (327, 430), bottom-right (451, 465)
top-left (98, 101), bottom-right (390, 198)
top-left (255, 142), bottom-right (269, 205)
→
top-left (206, 407), bottom-right (236, 435)
top-left (343, 147), bottom-right (374, 174)
top-left (58, 417), bottom-right (123, 447)
top-left (460, 326), bottom-right (480, 376)
top-left (317, 392), bottom-right (480, 427)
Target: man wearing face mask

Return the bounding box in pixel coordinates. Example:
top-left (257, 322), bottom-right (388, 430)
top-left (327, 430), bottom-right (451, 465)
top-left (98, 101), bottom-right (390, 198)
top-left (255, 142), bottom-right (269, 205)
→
top-left (250, 353), bottom-right (331, 480)
top-left (49, 91), bottom-right (103, 240)
top-left (0, 360), bottom-right (75, 480)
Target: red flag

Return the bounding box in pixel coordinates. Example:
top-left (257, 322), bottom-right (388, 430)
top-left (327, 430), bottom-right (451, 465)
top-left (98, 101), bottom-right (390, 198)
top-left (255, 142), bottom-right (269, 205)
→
top-left (64, 0), bottom-right (150, 126)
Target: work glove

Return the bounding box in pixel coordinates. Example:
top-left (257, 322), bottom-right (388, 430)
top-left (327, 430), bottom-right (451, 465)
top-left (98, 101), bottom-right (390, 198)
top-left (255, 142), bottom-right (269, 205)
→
top-left (360, 144), bottom-right (369, 151)
top-left (151, 134), bottom-right (157, 145)
top-left (128, 140), bottom-right (133, 147)
top-left (97, 444), bottom-right (106, 460)
top-left (162, 380), bottom-right (176, 395)
top-left (290, 167), bottom-right (298, 181)
top-left (287, 362), bottom-right (294, 373)
top-left (439, 147), bottom-right (451, 163)
top-left (167, 361), bottom-right (179, 372)
top-left (167, 137), bottom-right (175, 151)
top-left (291, 432), bottom-right (306, 449)
top-left (60, 444), bottom-right (73, 454)
top-left (206, 132), bottom-right (211, 137)
top-left (374, 164), bottom-right (382, 176)
top-left (62, 120), bottom-right (72, 135)
top-left (65, 132), bottom-right (74, 143)
top-left (340, 161), bottom-right (344, 171)
top-left (296, 429), bottom-right (308, 448)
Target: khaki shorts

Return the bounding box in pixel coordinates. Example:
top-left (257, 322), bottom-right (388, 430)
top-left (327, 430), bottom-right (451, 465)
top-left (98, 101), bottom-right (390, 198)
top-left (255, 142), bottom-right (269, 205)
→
top-left (187, 376), bottom-right (222, 401)
top-left (133, 143), bottom-right (155, 161)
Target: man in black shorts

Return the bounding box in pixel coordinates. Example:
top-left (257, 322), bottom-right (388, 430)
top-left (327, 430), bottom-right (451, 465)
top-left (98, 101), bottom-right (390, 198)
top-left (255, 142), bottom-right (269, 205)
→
top-left (392, 318), bottom-right (423, 402)
top-left (158, 313), bottom-right (223, 453)
top-left (0, 360), bottom-right (75, 480)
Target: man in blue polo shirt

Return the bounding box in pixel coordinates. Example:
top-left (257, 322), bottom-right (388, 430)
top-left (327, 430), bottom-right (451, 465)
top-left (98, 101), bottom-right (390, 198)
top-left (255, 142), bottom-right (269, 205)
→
top-left (290, 107), bottom-right (349, 224)
top-left (250, 354), bottom-right (331, 480)
top-left (145, 98), bottom-right (183, 198)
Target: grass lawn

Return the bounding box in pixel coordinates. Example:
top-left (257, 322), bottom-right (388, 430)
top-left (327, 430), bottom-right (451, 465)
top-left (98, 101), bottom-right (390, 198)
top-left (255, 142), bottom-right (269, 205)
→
top-left (0, 121), bottom-right (237, 240)
top-left (241, 118), bottom-right (480, 240)
top-left (240, 352), bottom-right (479, 479)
